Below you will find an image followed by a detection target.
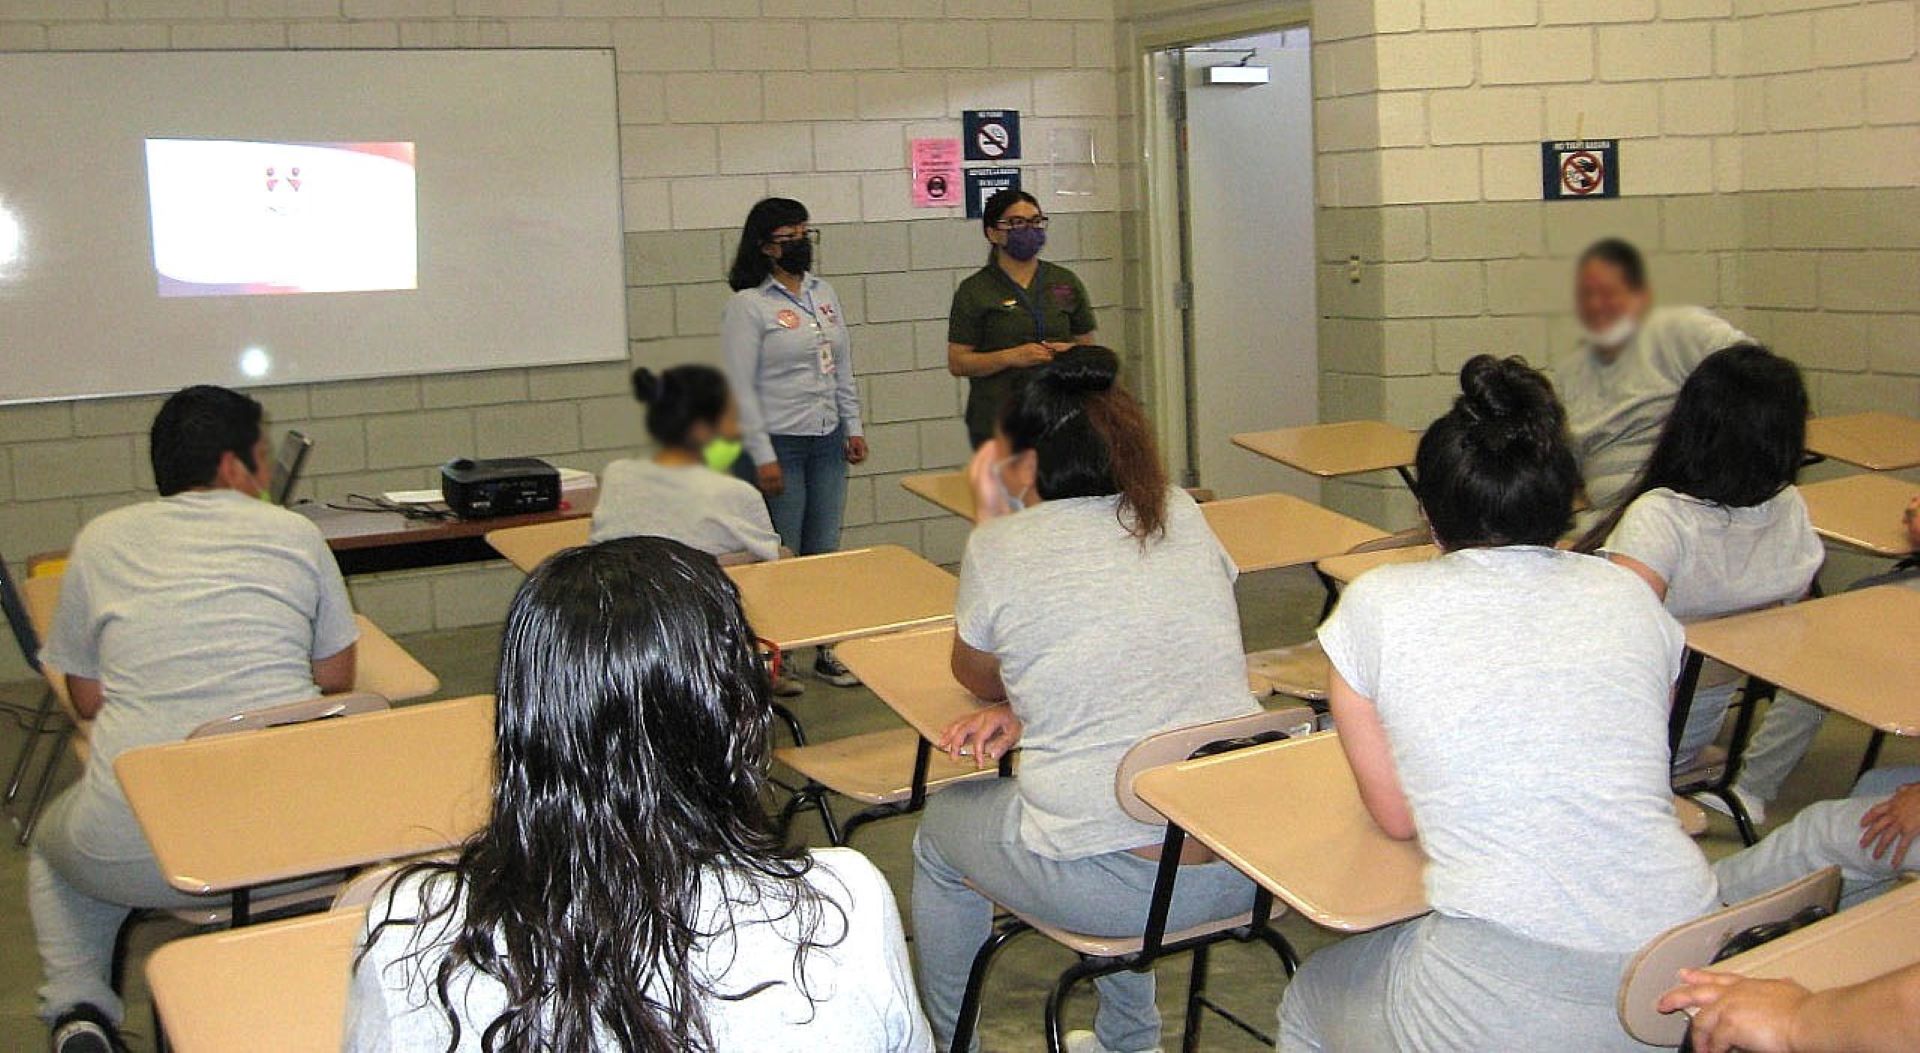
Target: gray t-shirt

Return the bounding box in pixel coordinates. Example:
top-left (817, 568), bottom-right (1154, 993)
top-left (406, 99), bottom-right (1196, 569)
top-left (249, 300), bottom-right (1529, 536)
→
top-left (955, 489), bottom-right (1258, 860)
top-left (590, 458), bottom-right (781, 562)
top-left (1556, 305), bottom-right (1751, 515)
top-left (344, 847), bottom-right (931, 1052)
top-left (1317, 546), bottom-right (1719, 953)
top-left (40, 489), bottom-right (359, 859)
top-left (1603, 487), bottom-right (1823, 622)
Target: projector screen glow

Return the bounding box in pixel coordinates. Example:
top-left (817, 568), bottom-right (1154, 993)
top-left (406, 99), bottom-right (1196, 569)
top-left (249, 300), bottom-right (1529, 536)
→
top-left (145, 138), bottom-right (418, 297)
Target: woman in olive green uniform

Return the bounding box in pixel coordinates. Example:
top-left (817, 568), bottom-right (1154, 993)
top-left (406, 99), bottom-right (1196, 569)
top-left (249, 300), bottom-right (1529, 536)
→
top-left (946, 189), bottom-right (1099, 447)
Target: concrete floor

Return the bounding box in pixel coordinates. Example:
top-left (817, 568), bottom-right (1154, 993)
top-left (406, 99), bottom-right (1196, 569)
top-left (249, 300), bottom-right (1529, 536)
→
top-left (0, 565), bottom-right (1909, 1051)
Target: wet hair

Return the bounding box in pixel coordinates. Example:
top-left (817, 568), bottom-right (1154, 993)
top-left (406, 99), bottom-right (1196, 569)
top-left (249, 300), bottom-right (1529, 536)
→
top-left (980, 188), bottom-right (1041, 234)
top-left (999, 346), bottom-right (1168, 541)
top-left (727, 197), bottom-right (809, 291)
top-left (632, 365), bottom-right (731, 450)
top-left (1416, 355), bottom-right (1581, 550)
top-left (149, 384), bottom-right (264, 497)
top-left (1576, 344), bottom-right (1808, 551)
top-left (1578, 237), bottom-right (1648, 290)
top-left (359, 537), bottom-right (839, 1053)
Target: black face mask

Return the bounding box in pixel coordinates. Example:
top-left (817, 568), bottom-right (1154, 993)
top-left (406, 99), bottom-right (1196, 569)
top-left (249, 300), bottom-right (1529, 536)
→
top-left (771, 239), bottom-right (813, 276)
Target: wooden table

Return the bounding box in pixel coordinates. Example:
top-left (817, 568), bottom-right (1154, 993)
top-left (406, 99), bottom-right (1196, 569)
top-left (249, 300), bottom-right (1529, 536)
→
top-left (1200, 493), bottom-right (1387, 574)
top-left (902, 471), bottom-right (978, 522)
top-left (485, 517), bottom-right (592, 574)
top-left (22, 572), bottom-right (439, 704)
top-left (1801, 474), bottom-right (1916, 558)
top-left (296, 487), bottom-right (597, 576)
top-left (1136, 731), bottom-right (1428, 932)
top-left (1317, 543), bottom-right (1441, 586)
top-left (1685, 585), bottom-right (1920, 737)
top-left (724, 545), bottom-right (956, 650)
top-left (115, 695), bottom-right (493, 922)
top-left (833, 626), bottom-right (988, 742)
top-left (1718, 879), bottom-right (1920, 990)
top-left (146, 906), bottom-right (364, 1052)
top-left (1806, 412), bottom-right (1920, 471)
top-left (1233, 421), bottom-right (1420, 485)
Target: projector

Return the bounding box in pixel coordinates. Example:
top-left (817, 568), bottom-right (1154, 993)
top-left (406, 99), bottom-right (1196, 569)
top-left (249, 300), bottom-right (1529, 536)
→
top-left (440, 457), bottom-right (561, 519)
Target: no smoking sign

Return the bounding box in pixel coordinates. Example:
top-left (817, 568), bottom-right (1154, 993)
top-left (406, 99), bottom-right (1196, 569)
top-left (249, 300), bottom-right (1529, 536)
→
top-left (1541, 139), bottom-right (1619, 200)
top-left (964, 110), bottom-right (1022, 162)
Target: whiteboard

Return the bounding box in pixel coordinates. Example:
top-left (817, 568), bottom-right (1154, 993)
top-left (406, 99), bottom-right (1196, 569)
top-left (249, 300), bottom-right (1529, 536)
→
top-left (0, 50), bottom-right (627, 404)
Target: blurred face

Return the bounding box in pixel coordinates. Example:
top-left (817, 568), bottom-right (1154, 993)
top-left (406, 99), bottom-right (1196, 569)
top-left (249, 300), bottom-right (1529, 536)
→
top-left (988, 426), bottom-right (1039, 504)
top-left (684, 397), bottom-right (742, 450)
top-left (1575, 258), bottom-right (1652, 353)
top-left (986, 199), bottom-right (1044, 250)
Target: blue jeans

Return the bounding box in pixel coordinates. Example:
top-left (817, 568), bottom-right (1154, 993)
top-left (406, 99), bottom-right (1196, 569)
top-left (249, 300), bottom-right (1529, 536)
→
top-left (764, 426), bottom-right (849, 558)
top-left (912, 779), bottom-right (1256, 1052)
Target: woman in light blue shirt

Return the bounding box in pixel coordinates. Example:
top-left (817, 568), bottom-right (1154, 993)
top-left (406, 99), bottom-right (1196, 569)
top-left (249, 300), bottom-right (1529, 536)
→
top-left (722, 197), bottom-right (867, 685)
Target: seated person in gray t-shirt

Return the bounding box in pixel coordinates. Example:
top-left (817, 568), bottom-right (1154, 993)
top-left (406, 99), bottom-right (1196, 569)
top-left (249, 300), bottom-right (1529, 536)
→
top-left (32, 385), bottom-right (359, 1053)
top-left (1282, 356), bottom-right (1719, 1053)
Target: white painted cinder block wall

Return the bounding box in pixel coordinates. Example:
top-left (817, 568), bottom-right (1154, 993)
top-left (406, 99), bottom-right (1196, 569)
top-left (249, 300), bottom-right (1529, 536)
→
top-left (0, 0), bottom-right (1131, 678)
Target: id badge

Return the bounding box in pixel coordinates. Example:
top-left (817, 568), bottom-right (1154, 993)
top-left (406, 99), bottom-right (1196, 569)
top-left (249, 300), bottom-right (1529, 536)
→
top-left (817, 334), bottom-right (835, 375)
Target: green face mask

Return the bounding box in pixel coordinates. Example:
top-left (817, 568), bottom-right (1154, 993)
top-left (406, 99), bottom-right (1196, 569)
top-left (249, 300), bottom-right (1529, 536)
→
top-left (703, 437), bottom-right (744, 473)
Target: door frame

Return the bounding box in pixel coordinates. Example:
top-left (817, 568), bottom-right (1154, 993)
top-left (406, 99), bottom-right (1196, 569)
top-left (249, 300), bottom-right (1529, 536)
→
top-left (1129, 3), bottom-right (1312, 485)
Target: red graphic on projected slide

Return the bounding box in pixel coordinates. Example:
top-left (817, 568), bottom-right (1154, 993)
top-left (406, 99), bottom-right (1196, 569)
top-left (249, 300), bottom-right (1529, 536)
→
top-left (1560, 150), bottom-right (1605, 196)
top-left (147, 139), bottom-right (418, 297)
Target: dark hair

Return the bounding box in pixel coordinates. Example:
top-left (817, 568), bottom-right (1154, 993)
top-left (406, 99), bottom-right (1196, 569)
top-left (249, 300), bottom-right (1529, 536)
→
top-left (361, 537), bottom-right (837, 1053)
top-left (727, 197), bottom-right (809, 291)
top-left (980, 188), bottom-right (1040, 234)
top-left (1578, 237), bottom-right (1648, 290)
top-left (1000, 346), bottom-right (1168, 541)
top-left (1576, 344), bottom-right (1808, 552)
top-left (149, 384), bottom-right (264, 497)
top-left (632, 365), bottom-right (731, 450)
top-left (1416, 355), bottom-right (1581, 550)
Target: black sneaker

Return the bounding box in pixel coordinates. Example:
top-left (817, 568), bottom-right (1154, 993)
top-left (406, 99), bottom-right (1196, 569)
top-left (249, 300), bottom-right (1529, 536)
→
top-left (813, 646), bottom-right (860, 688)
top-left (50, 1004), bottom-right (122, 1053)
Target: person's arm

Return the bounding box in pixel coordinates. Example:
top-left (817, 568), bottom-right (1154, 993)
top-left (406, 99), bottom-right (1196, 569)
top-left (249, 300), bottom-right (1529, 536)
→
top-left (720, 296), bottom-right (777, 471)
top-left (1601, 497), bottom-right (1680, 602)
top-left (313, 644), bottom-right (356, 695)
top-left (1067, 273), bottom-right (1098, 343)
top-left (827, 286), bottom-right (866, 462)
top-left (1328, 668), bottom-right (1416, 841)
top-left (950, 636), bottom-right (1006, 702)
top-left (1658, 962), bottom-right (1920, 1053)
top-left (1857, 781), bottom-right (1920, 869)
top-left (947, 341), bottom-right (1057, 378)
top-left (65, 675), bottom-right (105, 721)
top-left (1607, 552), bottom-right (1671, 601)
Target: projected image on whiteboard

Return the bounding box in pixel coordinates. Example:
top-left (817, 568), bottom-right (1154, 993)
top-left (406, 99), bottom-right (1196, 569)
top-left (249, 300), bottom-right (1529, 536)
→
top-left (145, 139), bottom-right (417, 297)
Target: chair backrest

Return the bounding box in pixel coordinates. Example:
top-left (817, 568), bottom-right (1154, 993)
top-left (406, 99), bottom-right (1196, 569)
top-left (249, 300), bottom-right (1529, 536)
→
top-left (332, 850), bottom-right (459, 910)
top-left (186, 691), bottom-right (390, 740)
top-left (0, 557), bottom-right (42, 676)
top-left (1344, 527), bottom-right (1431, 556)
top-left (1114, 705), bottom-right (1318, 824)
top-left (1616, 866), bottom-right (1843, 1046)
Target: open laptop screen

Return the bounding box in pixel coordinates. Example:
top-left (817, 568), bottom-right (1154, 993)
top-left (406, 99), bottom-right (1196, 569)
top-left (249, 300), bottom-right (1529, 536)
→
top-left (269, 430), bottom-right (313, 506)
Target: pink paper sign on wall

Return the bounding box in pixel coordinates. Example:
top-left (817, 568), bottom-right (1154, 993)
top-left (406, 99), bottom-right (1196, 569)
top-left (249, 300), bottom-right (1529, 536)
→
top-left (911, 137), bottom-right (963, 208)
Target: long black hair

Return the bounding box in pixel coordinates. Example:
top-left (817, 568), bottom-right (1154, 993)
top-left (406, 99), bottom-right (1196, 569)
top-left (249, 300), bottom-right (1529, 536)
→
top-left (1576, 343), bottom-right (1808, 551)
top-left (632, 365), bottom-right (731, 450)
top-left (360, 537), bottom-right (837, 1052)
top-left (1000, 345), bottom-right (1168, 541)
top-left (727, 197), bottom-right (809, 292)
top-left (1417, 354), bottom-right (1581, 550)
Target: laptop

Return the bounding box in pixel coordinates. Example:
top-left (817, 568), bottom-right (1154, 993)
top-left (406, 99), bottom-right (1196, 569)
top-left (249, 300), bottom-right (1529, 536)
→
top-left (269, 430), bottom-right (313, 506)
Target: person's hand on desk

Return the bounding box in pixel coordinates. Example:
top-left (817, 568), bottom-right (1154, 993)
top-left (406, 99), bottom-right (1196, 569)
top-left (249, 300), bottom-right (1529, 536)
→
top-left (939, 704), bottom-right (1022, 770)
top-left (845, 435), bottom-right (869, 466)
top-left (1859, 781), bottom-right (1920, 868)
top-left (757, 461), bottom-right (785, 497)
top-left (1658, 970), bottom-right (1806, 1053)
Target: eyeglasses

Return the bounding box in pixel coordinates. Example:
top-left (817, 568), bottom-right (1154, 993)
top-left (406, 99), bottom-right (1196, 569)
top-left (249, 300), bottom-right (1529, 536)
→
top-left (769, 229), bottom-right (821, 246)
top-left (992, 216), bottom-right (1049, 231)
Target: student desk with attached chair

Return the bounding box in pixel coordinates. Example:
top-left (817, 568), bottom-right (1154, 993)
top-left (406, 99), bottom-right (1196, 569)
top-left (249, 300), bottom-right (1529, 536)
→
top-left (1232, 421), bottom-right (1421, 489)
top-left (1805, 412), bottom-right (1920, 472)
top-left (1715, 878), bottom-right (1920, 990)
top-left (144, 906), bottom-right (365, 1053)
top-left (1800, 473), bottom-right (1917, 560)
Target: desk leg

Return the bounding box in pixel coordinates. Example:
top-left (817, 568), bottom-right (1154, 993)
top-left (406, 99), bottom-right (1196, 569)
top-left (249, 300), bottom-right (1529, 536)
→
top-left (1858, 730), bottom-right (1888, 781)
top-left (1395, 466), bottom-right (1417, 490)
top-left (231, 887), bottom-right (251, 927)
top-left (1141, 824), bottom-right (1187, 958)
top-left (1669, 651), bottom-right (1705, 761)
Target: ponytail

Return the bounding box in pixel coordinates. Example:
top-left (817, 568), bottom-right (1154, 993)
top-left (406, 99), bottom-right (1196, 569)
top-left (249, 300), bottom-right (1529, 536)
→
top-left (1000, 346), bottom-right (1167, 541)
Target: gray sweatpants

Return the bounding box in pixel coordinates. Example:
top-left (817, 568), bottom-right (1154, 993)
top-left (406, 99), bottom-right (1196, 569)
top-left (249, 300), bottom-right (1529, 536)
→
top-left (1278, 912), bottom-right (1645, 1052)
top-left (911, 778), bottom-right (1256, 1053)
top-left (28, 785), bottom-right (220, 1025)
top-left (1715, 765), bottom-right (1920, 906)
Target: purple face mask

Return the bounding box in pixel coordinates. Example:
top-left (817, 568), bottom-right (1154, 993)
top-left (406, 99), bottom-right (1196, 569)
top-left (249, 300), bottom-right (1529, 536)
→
top-left (1002, 226), bottom-right (1047, 262)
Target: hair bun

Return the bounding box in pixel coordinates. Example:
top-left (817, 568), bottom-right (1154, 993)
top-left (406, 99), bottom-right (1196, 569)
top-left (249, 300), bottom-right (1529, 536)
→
top-left (631, 367), bottom-right (659, 404)
top-left (1040, 346), bottom-right (1119, 395)
top-left (1454, 354), bottom-right (1564, 450)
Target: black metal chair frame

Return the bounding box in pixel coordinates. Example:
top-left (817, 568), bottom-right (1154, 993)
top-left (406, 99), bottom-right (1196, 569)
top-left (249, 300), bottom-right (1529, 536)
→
top-left (1669, 649), bottom-right (1776, 846)
top-left (2, 556), bottom-right (72, 846)
top-left (946, 732), bottom-right (1303, 1053)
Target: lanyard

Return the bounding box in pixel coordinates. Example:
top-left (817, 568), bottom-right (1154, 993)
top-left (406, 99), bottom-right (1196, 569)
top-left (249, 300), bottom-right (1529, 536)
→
top-left (772, 282), bottom-right (821, 326)
top-left (992, 266), bottom-right (1049, 344)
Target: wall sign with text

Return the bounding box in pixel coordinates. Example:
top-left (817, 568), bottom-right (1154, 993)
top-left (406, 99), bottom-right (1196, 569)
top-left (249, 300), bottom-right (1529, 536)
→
top-left (1541, 139), bottom-right (1620, 200)
top-left (963, 110), bottom-right (1021, 162)
top-left (964, 168), bottom-right (1021, 219)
